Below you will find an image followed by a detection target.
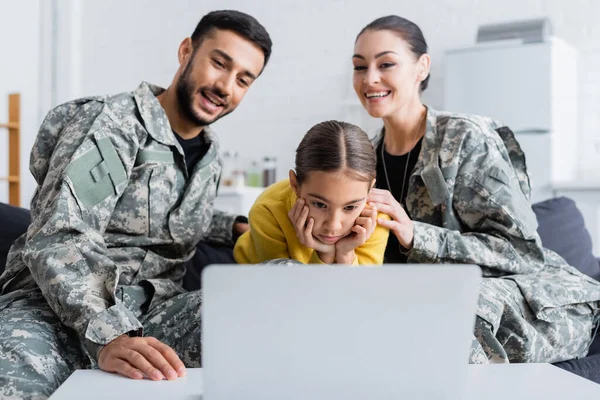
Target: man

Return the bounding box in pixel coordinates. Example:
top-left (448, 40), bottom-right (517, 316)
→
top-left (0, 10), bottom-right (271, 398)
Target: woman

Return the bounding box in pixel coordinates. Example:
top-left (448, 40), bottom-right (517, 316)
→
top-left (352, 15), bottom-right (600, 363)
top-left (234, 120), bottom-right (389, 265)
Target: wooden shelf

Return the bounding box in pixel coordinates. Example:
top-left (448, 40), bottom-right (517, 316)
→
top-left (0, 176), bottom-right (19, 183)
top-left (1, 93), bottom-right (20, 206)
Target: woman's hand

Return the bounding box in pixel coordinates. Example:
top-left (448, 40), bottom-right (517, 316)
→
top-left (334, 204), bottom-right (378, 263)
top-left (368, 188), bottom-right (414, 250)
top-left (288, 198), bottom-right (336, 261)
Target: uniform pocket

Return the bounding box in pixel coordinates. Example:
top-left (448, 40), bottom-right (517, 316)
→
top-left (109, 148), bottom-right (180, 237)
top-left (108, 165), bottom-right (150, 236)
top-left (148, 163), bottom-right (181, 239)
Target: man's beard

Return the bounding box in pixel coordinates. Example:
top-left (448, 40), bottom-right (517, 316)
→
top-left (175, 62), bottom-right (233, 127)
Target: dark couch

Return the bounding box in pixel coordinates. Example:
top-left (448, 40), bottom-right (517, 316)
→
top-left (1, 198), bottom-right (599, 383)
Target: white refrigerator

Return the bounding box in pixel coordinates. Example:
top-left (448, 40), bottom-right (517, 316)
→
top-left (443, 37), bottom-right (578, 203)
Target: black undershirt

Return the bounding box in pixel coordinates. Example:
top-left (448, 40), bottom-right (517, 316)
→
top-left (174, 131), bottom-right (210, 175)
top-left (375, 137), bottom-right (423, 263)
top-left (173, 130), bottom-right (249, 237)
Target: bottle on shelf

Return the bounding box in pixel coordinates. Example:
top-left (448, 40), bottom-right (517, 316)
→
top-left (221, 151), bottom-right (233, 186)
top-left (262, 156), bottom-right (276, 187)
top-left (246, 160), bottom-right (263, 187)
top-left (232, 169), bottom-right (246, 187)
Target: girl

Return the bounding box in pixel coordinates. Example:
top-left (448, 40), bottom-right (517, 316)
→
top-left (234, 120), bottom-right (389, 265)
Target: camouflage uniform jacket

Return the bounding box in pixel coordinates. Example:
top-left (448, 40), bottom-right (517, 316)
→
top-left (0, 81), bottom-right (236, 358)
top-left (372, 107), bottom-right (600, 345)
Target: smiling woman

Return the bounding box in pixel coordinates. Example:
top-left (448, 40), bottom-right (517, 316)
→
top-left (349, 14), bottom-right (600, 366)
top-left (233, 120), bottom-right (390, 265)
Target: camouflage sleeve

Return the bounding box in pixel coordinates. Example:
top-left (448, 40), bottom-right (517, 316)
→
top-left (202, 209), bottom-right (238, 246)
top-left (408, 122), bottom-right (545, 276)
top-left (21, 103), bottom-right (142, 359)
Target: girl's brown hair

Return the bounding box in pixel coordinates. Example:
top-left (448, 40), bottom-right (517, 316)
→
top-left (295, 120), bottom-right (376, 185)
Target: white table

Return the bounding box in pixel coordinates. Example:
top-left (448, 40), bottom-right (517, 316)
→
top-left (50, 364), bottom-right (600, 399)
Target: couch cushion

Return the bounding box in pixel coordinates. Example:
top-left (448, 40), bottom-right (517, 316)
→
top-left (554, 353), bottom-right (600, 384)
top-left (532, 197), bottom-right (600, 280)
top-left (0, 202), bottom-right (31, 274)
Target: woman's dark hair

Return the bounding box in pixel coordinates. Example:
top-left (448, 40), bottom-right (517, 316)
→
top-left (191, 10), bottom-right (272, 69)
top-left (356, 15), bottom-right (429, 92)
top-left (295, 121), bottom-right (376, 185)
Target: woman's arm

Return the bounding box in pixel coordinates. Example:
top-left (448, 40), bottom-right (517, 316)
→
top-left (373, 121), bottom-right (545, 276)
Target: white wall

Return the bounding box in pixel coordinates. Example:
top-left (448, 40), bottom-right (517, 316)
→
top-left (0, 0), bottom-right (43, 206)
top-left (5, 0), bottom-right (600, 205)
top-left (58, 0), bottom-right (600, 185)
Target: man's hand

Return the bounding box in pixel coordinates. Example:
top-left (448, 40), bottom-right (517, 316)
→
top-left (233, 221), bottom-right (249, 236)
top-left (98, 335), bottom-right (186, 381)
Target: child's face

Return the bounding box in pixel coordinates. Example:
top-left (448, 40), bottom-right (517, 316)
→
top-left (291, 170), bottom-right (373, 245)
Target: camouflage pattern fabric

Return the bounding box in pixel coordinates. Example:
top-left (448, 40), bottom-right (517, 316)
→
top-left (0, 287), bottom-right (202, 399)
top-left (372, 106), bottom-right (600, 363)
top-left (0, 82), bottom-right (231, 398)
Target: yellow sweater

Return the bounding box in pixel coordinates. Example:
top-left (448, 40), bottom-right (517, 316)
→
top-left (234, 179), bottom-right (390, 265)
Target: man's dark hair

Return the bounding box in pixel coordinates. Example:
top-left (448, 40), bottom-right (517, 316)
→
top-left (191, 10), bottom-right (273, 68)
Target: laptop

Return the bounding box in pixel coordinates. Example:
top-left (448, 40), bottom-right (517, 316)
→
top-left (201, 264), bottom-right (481, 400)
